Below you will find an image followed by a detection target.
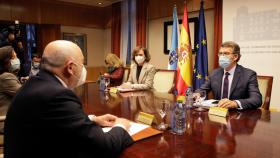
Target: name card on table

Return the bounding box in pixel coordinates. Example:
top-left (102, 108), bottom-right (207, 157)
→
top-left (137, 112), bottom-right (154, 125)
top-left (208, 107), bottom-right (228, 117)
top-left (109, 87), bottom-right (118, 93)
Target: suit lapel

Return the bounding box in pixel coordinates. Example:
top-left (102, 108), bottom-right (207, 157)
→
top-left (131, 64), bottom-right (137, 83)
top-left (138, 63), bottom-right (148, 83)
top-left (230, 65), bottom-right (241, 98)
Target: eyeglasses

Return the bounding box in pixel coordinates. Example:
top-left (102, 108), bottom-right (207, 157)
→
top-left (218, 52), bottom-right (236, 56)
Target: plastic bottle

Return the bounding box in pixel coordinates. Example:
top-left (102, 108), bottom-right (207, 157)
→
top-left (170, 99), bottom-right (186, 135)
top-left (99, 75), bottom-right (106, 91)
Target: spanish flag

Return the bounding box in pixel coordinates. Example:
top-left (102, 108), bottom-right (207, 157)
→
top-left (176, 2), bottom-right (193, 95)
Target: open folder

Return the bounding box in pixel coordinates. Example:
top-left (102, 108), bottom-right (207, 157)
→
top-left (102, 122), bottom-right (162, 141)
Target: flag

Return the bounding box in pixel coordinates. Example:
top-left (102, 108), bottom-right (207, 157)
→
top-left (193, 1), bottom-right (208, 90)
top-left (168, 6), bottom-right (180, 70)
top-left (176, 2), bottom-right (193, 95)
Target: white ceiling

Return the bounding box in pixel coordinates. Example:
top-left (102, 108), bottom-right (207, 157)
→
top-left (56, 0), bottom-right (122, 7)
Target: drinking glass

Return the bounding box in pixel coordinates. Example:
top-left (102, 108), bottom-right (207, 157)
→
top-left (194, 90), bottom-right (207, 112)
top-left (157, 100), bottom-right (170, 130)
top-left (104, 78), bottom-right (110, 92)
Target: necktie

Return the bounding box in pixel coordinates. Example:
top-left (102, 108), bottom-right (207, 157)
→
top-left (222, 72), bottom-right (230, 99)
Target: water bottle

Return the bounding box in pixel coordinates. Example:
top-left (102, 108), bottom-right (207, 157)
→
top-left (186, 86), bottom-right (193, 108)
top-left (170, 99), bottom-right (186, 135)
top-left (99, 75), bottom-right (106, 91)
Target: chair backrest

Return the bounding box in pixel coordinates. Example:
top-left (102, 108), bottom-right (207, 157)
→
top-left (153, 69), bottom-right (176, 93)
top-left (122, 67), bottom-right (130, 83)
top-left (257, 75), bottom-right (273, 110)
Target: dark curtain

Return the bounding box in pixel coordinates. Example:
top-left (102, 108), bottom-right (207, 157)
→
top-left (111, 2), bottom-right (121, 57)
top-left (213, 0), bottom-right (223, 68)
top-left (136, 0), bottom-right (148, 47)
top-left (37, 24), bottom-right (61, 56)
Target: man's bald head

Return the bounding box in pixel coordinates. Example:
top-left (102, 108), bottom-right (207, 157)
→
top-left (42, 40), bottom-right (84, 68)
top-left (41, 40), bottom-right (86, 89)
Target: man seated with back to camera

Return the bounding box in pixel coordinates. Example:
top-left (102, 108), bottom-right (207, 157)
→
top-left (4, 40), bottom-right (133, 158)
top-left (195, 41), bottom-right (262, 110)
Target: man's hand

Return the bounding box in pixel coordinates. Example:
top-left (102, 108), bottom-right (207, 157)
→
top-left (114, 118), bottom-right (131, 131)
top-left (93, 114), bottom-right (118, 127)
top-left (217, 99), bottom-right (238, 109)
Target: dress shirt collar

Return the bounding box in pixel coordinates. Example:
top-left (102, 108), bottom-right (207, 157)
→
top-left (224, 65), bottom-right (236, 75)
top-left (55, 75), bottom-right (68, 88)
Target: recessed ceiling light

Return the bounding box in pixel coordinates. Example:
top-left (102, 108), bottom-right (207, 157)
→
top-left (98, 2), bottom-right (103, 5)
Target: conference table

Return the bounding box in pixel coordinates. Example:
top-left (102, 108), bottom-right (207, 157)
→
top-left (75, 83), bottom-right (280, 158)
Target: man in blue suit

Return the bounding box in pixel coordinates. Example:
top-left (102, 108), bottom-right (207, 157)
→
top-left (199, 41), bottom-right (262, 109)
top-left (4, 40), bottom-right (133, 158)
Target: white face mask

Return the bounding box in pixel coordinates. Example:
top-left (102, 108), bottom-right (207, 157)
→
top-left (10, 58), bottom-right (20, 72)
top-left (32, 62), bottom-right (40, 69)
top-left (76, 66), bottom-right (87, 87)
top-left (135, 55), bottom-right (145, 64)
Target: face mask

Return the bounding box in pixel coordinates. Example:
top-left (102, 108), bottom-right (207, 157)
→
top-left (135, 55), bottom-right (145, 64)
top-left (219, 55), bottom-right (231, 69)
top-left (10, 58), bottom-right (20, 72)
top-left (32, 62), bottom-right (40, 69)
top-left (107, 66), bottom-right (115, 73)
top-left (76, 66), bottom-right (87, 87)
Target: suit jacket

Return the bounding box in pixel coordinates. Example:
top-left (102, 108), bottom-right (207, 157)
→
top-left (200, 64), bottom-right (262, 109)
top-left (127, 62), bottom-right (156, 90)
top-left (4, 70), bottom-right (133, 158)
top-left (0, 72), bottom-right (21, 115)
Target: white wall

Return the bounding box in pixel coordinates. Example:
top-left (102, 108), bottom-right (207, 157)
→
top-left (61, 26), bottom-right (110, 67)
top-left (148, 9), bottom-right (215, 72)
top-left (223, 0), bottom-right (280, 109)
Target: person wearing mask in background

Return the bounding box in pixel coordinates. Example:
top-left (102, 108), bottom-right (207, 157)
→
top-left (4, 40), bottom-right (133, 158)
top-left (195, 41), bottom-right (262, 109)
top-left (0, 46), bottom-right (21, 133)
top-left (103, 53), bottom-right (124, 86)
top-left (29, 54), bottom-right (41, 76)
top-left (120, 46), bottom-right (156, 90)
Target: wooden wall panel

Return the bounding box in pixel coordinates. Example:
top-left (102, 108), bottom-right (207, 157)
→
top-left (0, 0), bottom-right (11, 21)
top-left (10, 0), bottom-right (40, 23)
top-left (0, 0), bottom-right (111, 29)
top-left (148, 0), bottom-right (215, 20)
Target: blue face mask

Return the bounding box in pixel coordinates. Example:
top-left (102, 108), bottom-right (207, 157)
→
top-left (219, 55), bottom-right (231, 69)
top-left (107, 66), bottom-right (115, 73)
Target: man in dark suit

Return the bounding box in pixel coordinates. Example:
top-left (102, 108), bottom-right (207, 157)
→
top-left (4, 40), bottom-right (133, 158)
top-left (198, 41), bottom-right (262, 109)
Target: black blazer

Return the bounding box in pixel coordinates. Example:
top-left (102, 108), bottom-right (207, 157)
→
top-left (200, 64), bottom-right (262, 109)
top-left (4, 70), bottom-right (133, 158)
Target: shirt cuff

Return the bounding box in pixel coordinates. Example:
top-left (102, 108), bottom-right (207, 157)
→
top-left (235, 100), bottom-right (243, 110)
top-left (113, 124), bottom-right (126, 129)
top-left (88, 115), bottom-right (96, 121)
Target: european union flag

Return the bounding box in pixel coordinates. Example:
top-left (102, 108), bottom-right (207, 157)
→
top-left (193, 1), bottom-right (208, 90)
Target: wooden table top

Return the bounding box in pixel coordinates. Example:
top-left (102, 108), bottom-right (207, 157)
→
top-left (75, 83), bottom-right (280, 158)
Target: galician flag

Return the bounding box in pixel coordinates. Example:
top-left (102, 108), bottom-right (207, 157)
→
top-left (176, 2), bottom-right (193, 95)
top-left (168, 6), bottom-right (180, 70)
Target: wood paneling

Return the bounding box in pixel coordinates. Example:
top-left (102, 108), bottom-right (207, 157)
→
top-left (148, 0), bottom-right (215, 19)
top-left (0, 0), bottom-right (11, 21)
top-left (0, 0), bottom-right (111, 28)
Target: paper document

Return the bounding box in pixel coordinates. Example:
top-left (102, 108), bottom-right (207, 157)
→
top-left (116, 87), bottom-right (135, 92)
top-left (102, 122), bottom-right (149, 136)
top-left (194, 99), bottom-right (218, 108)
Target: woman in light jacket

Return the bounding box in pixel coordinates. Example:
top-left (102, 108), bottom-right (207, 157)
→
top-left (120, 46), bottom-right (156, 90)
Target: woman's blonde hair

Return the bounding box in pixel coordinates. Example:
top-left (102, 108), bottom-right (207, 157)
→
top-left (105, 53), bottom-right (123, 68)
